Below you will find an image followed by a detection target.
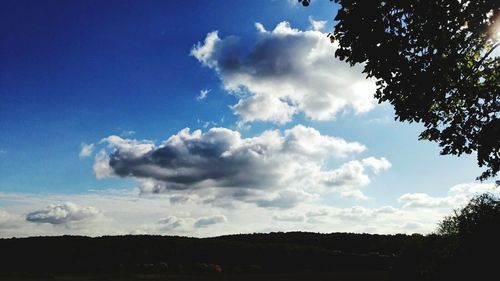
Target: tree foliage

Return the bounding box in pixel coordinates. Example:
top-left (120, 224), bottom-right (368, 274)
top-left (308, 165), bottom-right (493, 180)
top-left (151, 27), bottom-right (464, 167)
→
top-left (435, 193), bottom-right (500, 279)
top-left (437, 193), bottom-right (500, 237)
top-left (310, 0), bottom-right (499, 180)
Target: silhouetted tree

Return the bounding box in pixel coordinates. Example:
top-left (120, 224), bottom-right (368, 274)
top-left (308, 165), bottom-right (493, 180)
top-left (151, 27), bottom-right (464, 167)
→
top-left (438, 193), bottom-right (500, 238)
top-left (305, 0), bottom-right (499, 180)
top-left (436, 193), bottom-right (500, 280)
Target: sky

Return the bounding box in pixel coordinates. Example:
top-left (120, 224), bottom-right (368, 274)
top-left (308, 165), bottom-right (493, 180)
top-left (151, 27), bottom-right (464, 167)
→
top-left (0, 0), bottom-right (497, 238)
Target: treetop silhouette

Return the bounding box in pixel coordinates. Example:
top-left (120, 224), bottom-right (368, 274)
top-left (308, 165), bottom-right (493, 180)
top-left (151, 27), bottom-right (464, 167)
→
top-left (304, 0), bottom-right (499, 180)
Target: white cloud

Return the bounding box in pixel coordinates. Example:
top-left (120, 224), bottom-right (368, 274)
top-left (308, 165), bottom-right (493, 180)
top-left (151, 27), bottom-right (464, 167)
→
top-left (398, 182), bottom-right (498, 209)
top-left (26, 202), bottom-right (100, 227)
top-left (398, 193), bottom-right (466, 208)
top-left (0, 185), bottom-right (472, 238)
top-left (338, 206), bottom-right (375, 221)
top-left (338, 205), bottom-right (401, 222)
top-left (79, 143), bottom-right (94, 158)
top-left (306, 209), bottom-right (329, 217)
top-left (309, 16), bottom-right (327, 31)
top-left (93, 150), bottom-right (114, 179)
top-left (361, 157), bottom-right (392, 174)
top-left (321, 157), bottom-right (391, 199)
top-left (376, 206), bottom-right (398, 214)
top-left (339, 190), bottom-right (369, 200)
top-left (196, 88), bottom-right (211, 101)
top-left (272, 213), bottom-right (305, 222)
top-left (191, 21), bottom-right (377, 124)
top-left (92, 125), bottom-right (388, 208)
top-left (449, 182), bottom-right (498, 195)
top-left (0, 209), bottom-right (23, 229)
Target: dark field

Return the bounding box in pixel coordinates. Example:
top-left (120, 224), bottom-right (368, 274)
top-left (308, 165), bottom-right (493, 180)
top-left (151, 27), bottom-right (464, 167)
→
top-left (1, 271), bottom-right (390, 281)
top-left (0, 231), bottom-right (497, 281)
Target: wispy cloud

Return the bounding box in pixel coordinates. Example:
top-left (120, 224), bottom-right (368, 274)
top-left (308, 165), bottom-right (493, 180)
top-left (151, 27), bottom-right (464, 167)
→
top-left (79, 143), bottom-right (94, 158)
top-left (196, 88), bottom-right (211, 101)
top-left (308, 16), bottom-right (327, 31)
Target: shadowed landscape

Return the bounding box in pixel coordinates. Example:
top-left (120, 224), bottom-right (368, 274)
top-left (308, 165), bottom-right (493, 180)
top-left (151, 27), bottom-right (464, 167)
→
top-left (0, 232), bottom-right (437, 281)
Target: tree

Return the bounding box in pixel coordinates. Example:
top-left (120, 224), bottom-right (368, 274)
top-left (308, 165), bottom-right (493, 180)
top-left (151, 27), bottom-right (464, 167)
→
top-left (304, 0), bottom-right (499, 180)
top-left (438, 193), bottom-right (500, 236)
top-left (436, 193), bottom-right (500, 279)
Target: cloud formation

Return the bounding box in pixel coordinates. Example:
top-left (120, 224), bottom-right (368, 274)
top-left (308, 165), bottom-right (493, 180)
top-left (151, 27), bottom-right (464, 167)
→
top-left (157, 216), bottom-right (186, 231)
top-left (79, 143), bottom-right (94, 158)
top-left (194, 215), bottom-right (227, 228)
top-left (93, 125), bottom-right (389, 207)
top-left (398, 182), bottom-right (499, 209)
top-left (0, 210), bottom-right (22, 229)
top-left (2, 181), bottom-right (486, 238)
top-left (338, 205), bottom-right (399, 221)
top-left (26, 202), bottom-right (100, 227)
top-left (191, 21), bottom-right (376, 124)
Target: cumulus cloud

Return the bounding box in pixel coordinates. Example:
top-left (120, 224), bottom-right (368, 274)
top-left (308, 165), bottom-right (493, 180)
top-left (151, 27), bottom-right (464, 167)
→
top-left (79, 143), bottom-right (94, 158)
top-left (191, 21), bottom-right (376, 124)
top-left (194, 215), bottom-right (227, 228)
top-left (92, 125), bottom-right (389, 208)
top-left (93, 150), bottom-right (114, 179)
top-left (322, 157), bottom-right (391, 199)
top-left (26, 202), bottom-right (100, 227)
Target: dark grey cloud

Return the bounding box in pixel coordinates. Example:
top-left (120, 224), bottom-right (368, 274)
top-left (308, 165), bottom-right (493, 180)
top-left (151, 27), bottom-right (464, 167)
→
top-left (157, 216), bottom-right (185, 231)
top-left (95, 125), bottom-right (365, 192)
top-left (194, 215), bottom-right (227, 228)
top-left (169, 195), bottom-right (191, 205)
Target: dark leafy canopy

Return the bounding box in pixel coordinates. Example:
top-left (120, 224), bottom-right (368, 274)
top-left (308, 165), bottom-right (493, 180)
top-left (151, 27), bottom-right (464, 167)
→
top-left (325, 0), bottom-right (499, 180)
top-left (437, 193), bottom-right (500, 236)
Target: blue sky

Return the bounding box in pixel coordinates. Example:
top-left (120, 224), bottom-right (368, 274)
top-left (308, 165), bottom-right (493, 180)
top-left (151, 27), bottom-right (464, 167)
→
top-left (0, 0), bottom-right (495, 237)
